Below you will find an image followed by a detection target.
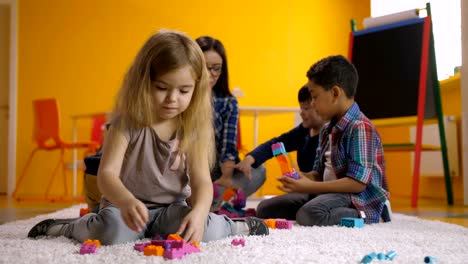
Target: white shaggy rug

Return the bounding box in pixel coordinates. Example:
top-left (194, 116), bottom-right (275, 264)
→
top-left (1, 204), bottom-right (467, 264)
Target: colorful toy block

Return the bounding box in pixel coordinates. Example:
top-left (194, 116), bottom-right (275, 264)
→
top-left (340, 217), bottom-right (364, 228)
top-left (231, 238), bottom-right (245, 247)
top-left (263, 219), bottom-right (293, 229)
top-left (135, 236), bottom-right (201, 260)
top-left (271, 142), bottom-right (299, 179)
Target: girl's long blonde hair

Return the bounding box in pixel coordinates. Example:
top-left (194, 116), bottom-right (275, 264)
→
top-left (113, 29), bottom-right (215, 168)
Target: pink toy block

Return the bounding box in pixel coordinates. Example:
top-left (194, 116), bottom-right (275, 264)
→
top-left (164, 248), bottom-right (185, 260)
top-left (275, 219), bottom-right (293, 229)
top-left (80, 243), bottom-right (97, 255)
top-left (231, 238), bottom-right (245, 247)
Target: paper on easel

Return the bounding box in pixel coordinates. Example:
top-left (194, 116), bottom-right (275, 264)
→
top-left (363, 9), bottom-right (420, 29)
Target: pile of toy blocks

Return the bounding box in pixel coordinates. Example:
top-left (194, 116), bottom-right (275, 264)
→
top-left (133, 234), bottom-right (200, 260)
top-left (212, 183), bottom-right (256, 218)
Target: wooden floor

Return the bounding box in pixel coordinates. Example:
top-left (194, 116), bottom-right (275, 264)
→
top-left (1, 194), bottom-right (468, 227)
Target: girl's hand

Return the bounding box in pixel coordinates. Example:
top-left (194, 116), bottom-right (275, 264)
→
top-left (277, 172), bottom-right (314, 193)
top-left (176, 209), bottom-right (206, 243)
top-left (119, 198), bottom-right (149, 233)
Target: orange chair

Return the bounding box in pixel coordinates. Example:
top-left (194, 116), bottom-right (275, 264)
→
top-left (12, 98), bottom-right (100, 200)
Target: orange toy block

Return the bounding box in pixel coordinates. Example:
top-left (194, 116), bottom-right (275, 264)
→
top-left (191, 241), bottom-right (200, 248)
top-left (264, 219), bottom-right (277, 229)
top-left (167, 233), bottom-right (184, 241)
top-left (221, 188), bottom-right (236, 202)
top-left (144, 245), bottom-right (164, 256)
top-left (84, 239), bottom-right (101, 248)
top-left (275, 155), bottom-right (294, 176)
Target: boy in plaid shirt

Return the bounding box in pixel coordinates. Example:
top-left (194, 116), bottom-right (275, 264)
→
top-left (271, 55), bottom-right (389, 225)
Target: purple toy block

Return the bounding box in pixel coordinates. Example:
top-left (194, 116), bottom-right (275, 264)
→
top-left (231, 238), bottom-right (245, 247)
top-left (152, 234), bottom-right (166, 240)
top-left (244, 208), bottom-right (257, 217)
top-left (232, 189), bottom-right (247, 209)
top-left (80, 243), bottom-right (97, 255)
top-left (275, 219), bottom-right (293, 229)
top-left (134, 242), bottom-right (151, 252)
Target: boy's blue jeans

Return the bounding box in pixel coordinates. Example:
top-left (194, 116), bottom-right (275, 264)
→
top-left (256, 192), bottom-right (359, 226)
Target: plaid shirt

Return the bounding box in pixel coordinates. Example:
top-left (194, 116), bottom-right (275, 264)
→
top-left (313, 103), bottom-right (389, 223)
top-left (213, 94), bottom-right (239, 165)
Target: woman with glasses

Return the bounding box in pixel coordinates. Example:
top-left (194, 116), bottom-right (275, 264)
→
top-left (195, 36), bottom-right (266, 211)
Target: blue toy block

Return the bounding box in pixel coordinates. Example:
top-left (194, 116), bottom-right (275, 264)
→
top-left (360, 252), bottom-right (376, 264)
top-left (386, 250), bottom-right (397, 260)
top-left (340, 217), bottom-right (364, 228)
top-left (424, 256), bottom-right (438, 263)
top-left (377, 253), bottom-right (386, 260)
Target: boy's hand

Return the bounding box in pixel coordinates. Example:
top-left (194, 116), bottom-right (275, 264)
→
top-left (235, 155), bottom-right (255, 180)
top-left (277, 172), bottom-right (314, 193)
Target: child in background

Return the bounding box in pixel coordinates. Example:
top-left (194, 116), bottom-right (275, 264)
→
top-left (27, 30), bottom-right (268, 245)
top-left (265, 55), bottom-right (389, 225)
top-left (237, 85), bottom-right (325, 219)
top-left (236, 85), bottom-right (325, 175)
top-left (195, 36), bottom-right (266, 208)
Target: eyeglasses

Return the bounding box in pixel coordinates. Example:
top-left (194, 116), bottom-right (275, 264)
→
top-left (206, 64), bottom-right (222, 75)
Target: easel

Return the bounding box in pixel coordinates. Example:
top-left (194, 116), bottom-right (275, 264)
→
top-left (349, 3), bottom-right (453, 207)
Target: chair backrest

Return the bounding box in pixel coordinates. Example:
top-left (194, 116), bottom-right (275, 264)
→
top-left (33, 98), bottom-right (62, 148)
top-left (90, 114), bottom-right (107, 146)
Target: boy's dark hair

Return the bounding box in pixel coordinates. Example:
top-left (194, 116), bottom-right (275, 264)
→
top-left (298, 85), bottom-right (311, 103)
top-left (195, 36), bottom-right (232, 97)
top-left (306, 55), bottom-right (358, 99)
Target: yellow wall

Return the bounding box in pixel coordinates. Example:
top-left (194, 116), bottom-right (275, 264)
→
top-left (16, 0), bottom-right (370, 196)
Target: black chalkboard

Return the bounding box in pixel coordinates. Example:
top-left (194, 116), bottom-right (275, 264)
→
top-left (351, 18), bottom-right (435, 120)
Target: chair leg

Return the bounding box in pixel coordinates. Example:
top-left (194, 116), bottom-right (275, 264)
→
top-left (12, 148), bottom-right (39, 199)
top-left (61, 149), bottom-right (68, 197)
top-left (45, 149), bottom-right (65, 198)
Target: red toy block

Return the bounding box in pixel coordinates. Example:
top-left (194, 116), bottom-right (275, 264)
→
top-left (79, 208), bottom-right (90, 217)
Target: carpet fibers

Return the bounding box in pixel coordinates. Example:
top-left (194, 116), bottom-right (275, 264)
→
top-left (0, 204), bottom-right (467, 263)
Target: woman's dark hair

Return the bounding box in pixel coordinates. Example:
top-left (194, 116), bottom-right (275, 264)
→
top-left (195, 36), bottom-right (232, 97)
